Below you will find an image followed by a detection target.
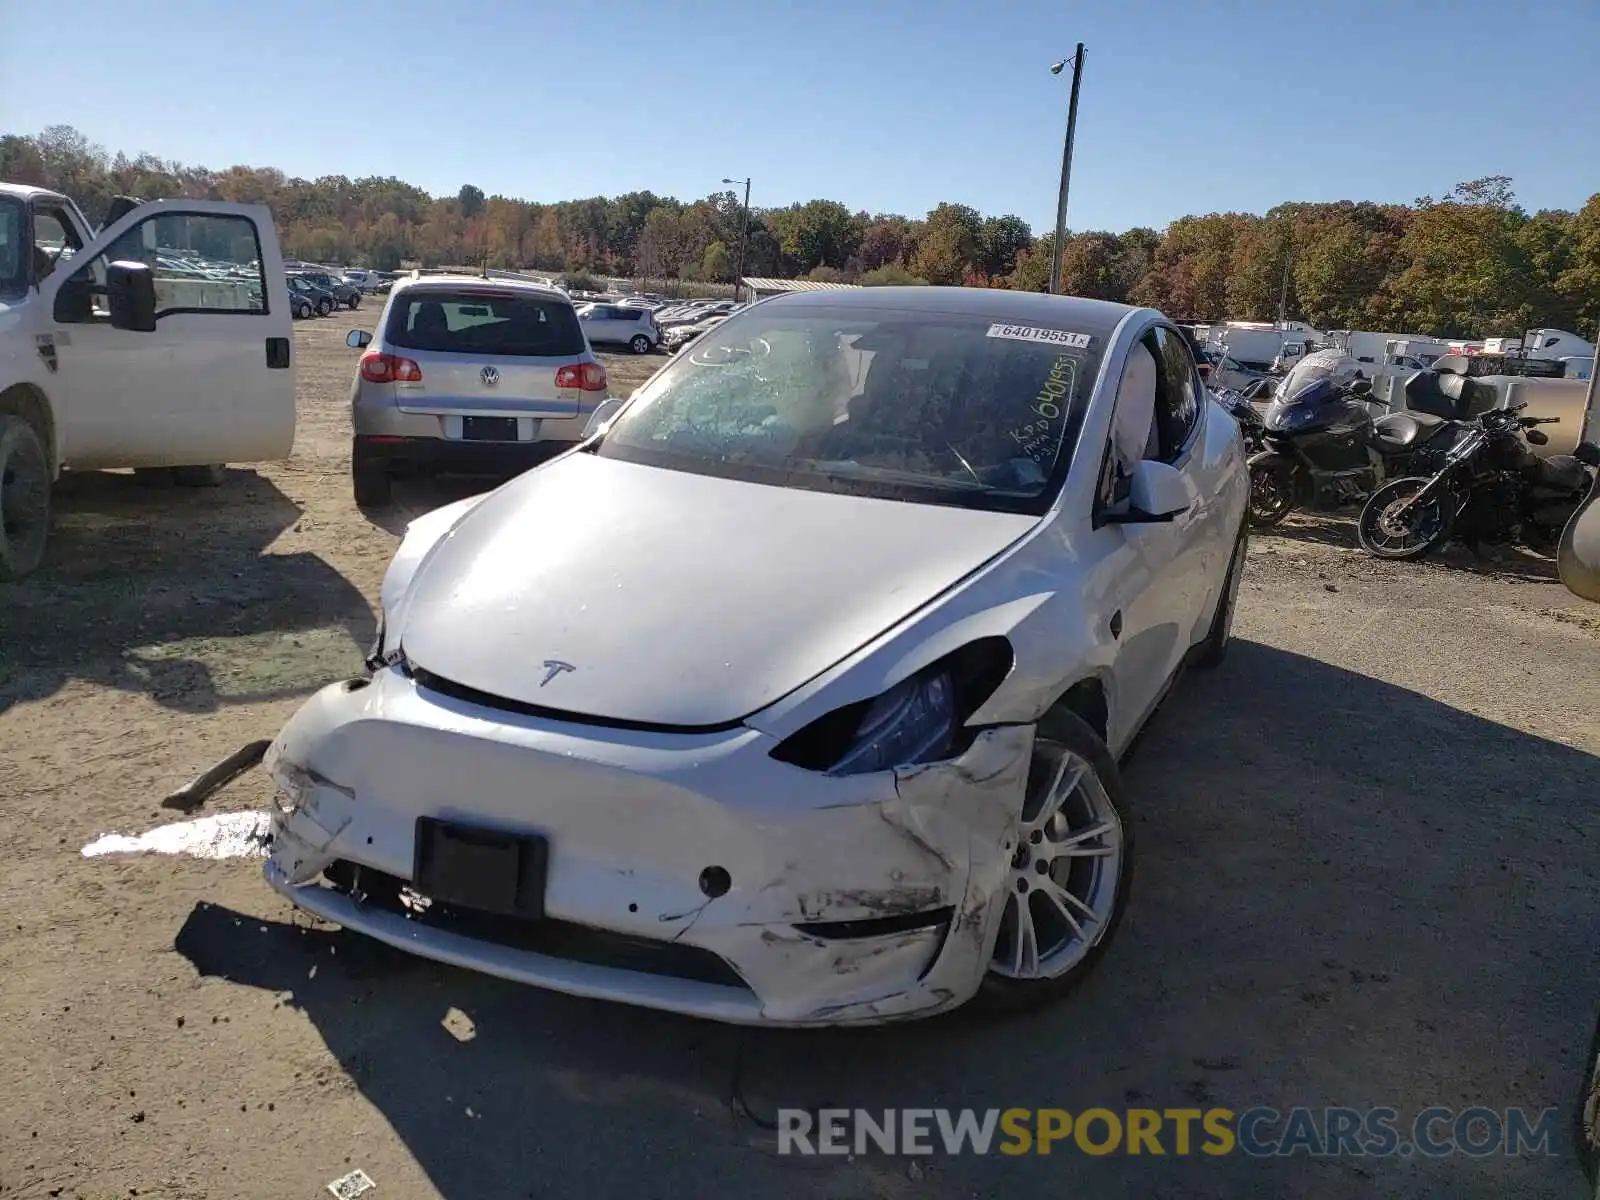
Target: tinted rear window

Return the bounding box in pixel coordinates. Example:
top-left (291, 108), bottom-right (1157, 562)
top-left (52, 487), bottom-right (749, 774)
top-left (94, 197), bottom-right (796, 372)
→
top-left (387, 290), bottom-right (585, 357)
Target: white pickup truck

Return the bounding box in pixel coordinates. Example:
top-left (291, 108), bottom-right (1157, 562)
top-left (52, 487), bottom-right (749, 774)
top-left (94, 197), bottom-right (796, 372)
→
top-left (0, 184), bottom-right (295, 579)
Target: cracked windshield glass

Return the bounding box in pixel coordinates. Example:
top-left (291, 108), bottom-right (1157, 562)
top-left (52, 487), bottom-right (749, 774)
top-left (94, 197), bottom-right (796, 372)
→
top-left (599, 306), bottom-right (1104, 510)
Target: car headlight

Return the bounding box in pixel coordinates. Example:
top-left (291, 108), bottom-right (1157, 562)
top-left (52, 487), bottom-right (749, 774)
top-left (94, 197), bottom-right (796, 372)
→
top-left (771, 638), bottom-right (1014, 775)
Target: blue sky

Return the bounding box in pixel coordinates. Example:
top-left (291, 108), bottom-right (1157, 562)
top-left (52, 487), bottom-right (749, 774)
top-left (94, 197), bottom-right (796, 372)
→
top-left (4, 0), bottom-right (1597, 233)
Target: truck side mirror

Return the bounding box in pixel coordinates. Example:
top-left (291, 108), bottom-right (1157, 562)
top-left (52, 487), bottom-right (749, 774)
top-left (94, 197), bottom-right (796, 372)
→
top-left (107, 261), bottom-right (157, 332)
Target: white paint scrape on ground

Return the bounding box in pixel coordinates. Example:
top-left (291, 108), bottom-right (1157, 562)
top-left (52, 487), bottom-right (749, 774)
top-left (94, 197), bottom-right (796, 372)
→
top-left (82, 811), bottom-right (271, 859)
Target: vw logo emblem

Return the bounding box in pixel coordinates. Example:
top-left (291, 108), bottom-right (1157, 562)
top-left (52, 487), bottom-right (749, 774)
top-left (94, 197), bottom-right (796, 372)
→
top-left (480, 365), bottom-right (500, 386)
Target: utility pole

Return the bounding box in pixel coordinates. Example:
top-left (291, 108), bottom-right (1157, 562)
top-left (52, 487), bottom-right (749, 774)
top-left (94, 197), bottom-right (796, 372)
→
top-left (723, 176), bottom-right (751, 300)
top-left (1048, 45), bottom-right (1085, 296)
top-left (1276, 249), bottom-right (1291, 325)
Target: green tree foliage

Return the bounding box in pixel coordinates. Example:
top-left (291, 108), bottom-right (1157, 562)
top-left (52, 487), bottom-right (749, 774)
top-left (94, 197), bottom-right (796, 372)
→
top-left (861, 263), bottom-right (927, 286)
top-left (457, 184), bottom-right (486, 218)
top-left (701, 240), bottom-right (734, 282)
top-left (9, 128), bottom-right (1595, 337)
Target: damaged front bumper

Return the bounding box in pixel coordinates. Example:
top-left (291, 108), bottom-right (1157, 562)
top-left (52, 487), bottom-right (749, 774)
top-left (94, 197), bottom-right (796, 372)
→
top-left (263, 670), bottom-right (1033, 1026)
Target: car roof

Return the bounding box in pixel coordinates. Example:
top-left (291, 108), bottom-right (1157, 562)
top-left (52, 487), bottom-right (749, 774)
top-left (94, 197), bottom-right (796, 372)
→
top-left (770, 285), bottom-right (1139, 327)
top-left (390, 273), bottom-right (573, 301)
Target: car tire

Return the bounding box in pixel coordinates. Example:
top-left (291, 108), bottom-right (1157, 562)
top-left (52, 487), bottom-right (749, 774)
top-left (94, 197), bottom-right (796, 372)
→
top-left (0, 412), bottom-right (52, 582)
top-left (629, 334), bottom-right (652, 355)
top-left (173, 464), bottom-right (226, 488)
top-left (1192, 523), bottom-right (1247, 668)
top-left (352, 453), bottom-right (392, 508)
top-left (317, 297), bottom-right (334, 317)
top-left (348, 295), bottom-right (361, 310)
top-left (976, 707), bottom-right (1132, 1014)
top-left (297, 302), bottom-right (312, 319)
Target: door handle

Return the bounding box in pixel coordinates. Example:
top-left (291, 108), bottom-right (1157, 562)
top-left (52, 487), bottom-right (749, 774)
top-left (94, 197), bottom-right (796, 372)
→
top-left (1109, 610), bottom-right (1123, 639)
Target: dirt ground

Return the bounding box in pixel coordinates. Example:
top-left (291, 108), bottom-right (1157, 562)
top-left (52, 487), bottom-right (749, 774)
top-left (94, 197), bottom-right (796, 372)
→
top-left (2, 309), bottom-right (1599, 1199)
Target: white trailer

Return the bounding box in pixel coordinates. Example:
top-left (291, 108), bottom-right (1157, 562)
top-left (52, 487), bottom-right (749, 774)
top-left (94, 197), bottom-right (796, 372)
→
top-left (1208, 321), bottom-right (1328, 372)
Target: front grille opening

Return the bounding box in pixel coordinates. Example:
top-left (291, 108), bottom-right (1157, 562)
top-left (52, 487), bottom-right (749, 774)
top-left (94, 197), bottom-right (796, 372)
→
top-left (323, 861), bottom-right (750, 990)
top-left (410, 665), bottom-right (743, 735)
top-left (793, 906), bottom-right (954, 940)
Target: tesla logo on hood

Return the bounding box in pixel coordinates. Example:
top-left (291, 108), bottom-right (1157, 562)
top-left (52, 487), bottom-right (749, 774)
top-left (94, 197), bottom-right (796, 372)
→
top-left (539, 660), bottom-right (575, 686)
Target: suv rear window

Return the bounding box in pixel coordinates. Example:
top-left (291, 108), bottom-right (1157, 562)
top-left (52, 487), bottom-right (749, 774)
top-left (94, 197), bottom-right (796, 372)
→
top-left (387, 290), bottom-right (585, 357)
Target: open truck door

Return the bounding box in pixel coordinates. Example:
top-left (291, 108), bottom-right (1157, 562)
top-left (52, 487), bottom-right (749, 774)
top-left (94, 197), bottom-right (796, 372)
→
top-left (40, 198), bottom-right (294, 470)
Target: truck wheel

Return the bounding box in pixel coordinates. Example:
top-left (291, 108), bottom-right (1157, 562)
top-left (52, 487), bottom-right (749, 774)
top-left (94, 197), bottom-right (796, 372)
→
top-left (173, 464), bottom-right (226, 487)
top-left (0, 413), bottom-right (51, 581)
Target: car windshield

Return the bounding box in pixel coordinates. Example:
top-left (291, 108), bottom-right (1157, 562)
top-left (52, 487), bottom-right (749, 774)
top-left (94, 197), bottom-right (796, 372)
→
top-left (387, 290), bottom-right (586, 357)
top-left (596, 302), bottom-right (1108, 514)
top-left (0, 197), bottom-right (26, 297)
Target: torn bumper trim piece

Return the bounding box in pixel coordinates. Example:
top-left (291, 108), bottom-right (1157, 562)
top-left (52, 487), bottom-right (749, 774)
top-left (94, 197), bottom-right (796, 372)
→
top-left (263, 673), bottom-right (1033, 1026)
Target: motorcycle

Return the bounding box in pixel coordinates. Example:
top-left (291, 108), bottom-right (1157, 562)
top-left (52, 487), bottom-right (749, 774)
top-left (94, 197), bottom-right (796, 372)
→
top-left (1246, 376), bottom-right (1460, 527)
top-left (1213, 382), bottom-right (1267, 454)
top-left (1356, 401), bottom-right (1600, 561)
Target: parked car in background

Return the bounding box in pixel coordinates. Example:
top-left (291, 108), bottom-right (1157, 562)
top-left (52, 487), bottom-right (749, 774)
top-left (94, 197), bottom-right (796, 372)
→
top-left (292, 270), bottom-right (362, 309)
top-left (346, 275), bottom-right (609, 505)
top-left (263, 286), bottom-right (1249, 1026)
top-left (288, 275), bottom-right (336, 317)
top-left (663, 313), bottom-right (730, 352)
top-left (341, 269), bottom-right (381, 293)
top-left (660, 300), bottom-right (736, 329)
top-left (577, 303), bottom-right (660, 354)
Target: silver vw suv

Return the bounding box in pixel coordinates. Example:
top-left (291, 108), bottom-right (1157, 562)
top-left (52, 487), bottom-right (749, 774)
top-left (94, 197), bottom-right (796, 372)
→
top-left (347, 274), bottom-right (609, 506)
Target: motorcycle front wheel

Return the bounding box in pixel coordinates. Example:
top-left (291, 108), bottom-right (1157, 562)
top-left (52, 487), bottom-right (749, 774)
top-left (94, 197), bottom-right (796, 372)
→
top-left (1247, 453), bottom-right (1296, 527)
top-left (1358, 477), bottom-right (1455, 561)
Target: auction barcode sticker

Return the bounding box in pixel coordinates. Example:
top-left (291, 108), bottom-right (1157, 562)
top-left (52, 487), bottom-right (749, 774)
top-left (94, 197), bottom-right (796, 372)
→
top-left (986, 324), bottom-right (1093, 348)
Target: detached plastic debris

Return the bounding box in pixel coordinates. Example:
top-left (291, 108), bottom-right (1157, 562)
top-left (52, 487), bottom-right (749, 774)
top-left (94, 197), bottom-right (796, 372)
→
top-left (162, 738), bottom-right (272, 812)
top-left (327, 1168), bottom-right (376, 1199)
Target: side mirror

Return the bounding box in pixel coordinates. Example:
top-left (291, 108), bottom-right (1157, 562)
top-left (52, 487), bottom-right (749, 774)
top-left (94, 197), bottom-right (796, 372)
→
top-left (1103, 459), bottom-right (1193, 525)
top-left (1350, 379), bottom-right (1372, 396)
top-left (347, 329), bottom-right (372, 349)
top-left (1525, 428), bottom-right (1550, 446)
top-left (582, 397), bottom-right (626, 439)
top-left (106, 261), bottom-right (156, 332)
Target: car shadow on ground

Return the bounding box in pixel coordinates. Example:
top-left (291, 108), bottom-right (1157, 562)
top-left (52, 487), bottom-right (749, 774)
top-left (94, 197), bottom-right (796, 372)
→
top-left (0, 469), bottom-right (375, 716)
top-left (174, 640), bottom-right (1600, 1199)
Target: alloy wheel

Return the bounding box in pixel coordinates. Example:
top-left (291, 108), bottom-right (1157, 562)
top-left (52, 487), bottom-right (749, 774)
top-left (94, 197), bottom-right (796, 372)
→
top-left (989, 741), bottom-right (1124, 980)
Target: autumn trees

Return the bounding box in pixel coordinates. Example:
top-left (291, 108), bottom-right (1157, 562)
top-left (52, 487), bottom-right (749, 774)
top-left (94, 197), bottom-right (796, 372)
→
top-left (3, 126), bottom-right (1594, 338)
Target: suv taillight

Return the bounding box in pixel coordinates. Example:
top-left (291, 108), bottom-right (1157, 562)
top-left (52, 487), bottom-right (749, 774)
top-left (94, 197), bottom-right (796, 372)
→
top-left (360, 352), bottom-right (423, 383)
top-left (555, 362), bottom-right (608, 392)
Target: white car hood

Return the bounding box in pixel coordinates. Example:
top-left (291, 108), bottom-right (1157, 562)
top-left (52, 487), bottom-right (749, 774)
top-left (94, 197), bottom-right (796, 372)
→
top-left (396, 454), bottom-right (1036, 726)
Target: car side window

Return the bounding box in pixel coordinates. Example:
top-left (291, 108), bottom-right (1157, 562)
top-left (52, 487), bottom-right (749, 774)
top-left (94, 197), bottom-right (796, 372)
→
top-left (1151, 326), bottom-right (1201, 461)
top-left (56, 211), bottom-right (267, 323)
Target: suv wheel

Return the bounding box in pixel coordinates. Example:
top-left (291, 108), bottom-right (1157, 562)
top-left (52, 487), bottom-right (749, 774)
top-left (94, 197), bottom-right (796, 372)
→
top-left (629, 334), bottom-right (652, 355)
top-left (347, 294), bottom-right (361, 310)
top-left (352, 448), bottom-right (392, 508)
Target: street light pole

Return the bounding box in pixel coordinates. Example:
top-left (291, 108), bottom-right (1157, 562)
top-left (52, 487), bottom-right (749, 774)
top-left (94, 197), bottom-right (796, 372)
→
top-left (1048, 45), bottom-right (1085, 296)
top-left (723, 176), bottom-right (751, 301)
